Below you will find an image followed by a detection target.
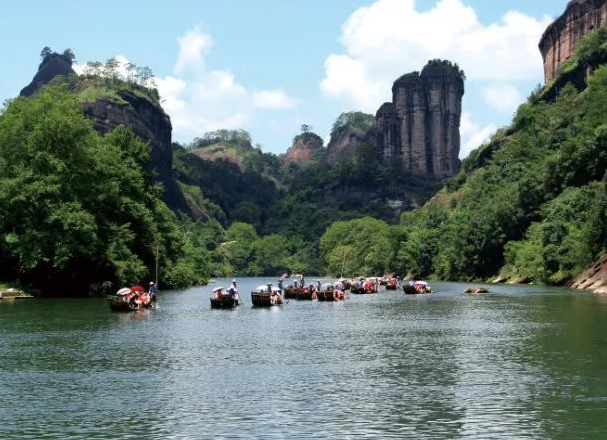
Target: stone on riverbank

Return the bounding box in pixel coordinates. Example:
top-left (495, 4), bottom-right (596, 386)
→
top-left (0, 288), bottom-right (33, 299)
top-left (465, 287), bottom-right (489, 294)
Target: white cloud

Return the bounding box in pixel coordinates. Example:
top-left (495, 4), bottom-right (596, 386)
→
top-left (73, 54), bottom-right (134, 80)
top-left (321, 0), bottom-right (551, 111)
top-left (481, 82), bottom-right (524, 112)
top-left (253, 89), bottom-right (296, 109)
top-left (459, 111), bottom-right (496, 158)
top-left (156, 26), bottom-right (297, 140)
top-left (174, 25), bottom-right (213, 75)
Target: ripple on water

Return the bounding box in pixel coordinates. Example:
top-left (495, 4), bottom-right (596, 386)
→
top-left (1, 279), bottom-right (607, 439)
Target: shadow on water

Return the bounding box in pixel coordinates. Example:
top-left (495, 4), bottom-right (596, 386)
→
top-left (1, 278), bottom-right (607, 439)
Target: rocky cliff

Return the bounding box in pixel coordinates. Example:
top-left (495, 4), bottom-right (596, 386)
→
top-left (540, 0), bottom-right (607, 84)
top-left (20, 53), bottom-right (191, 215)
top-left (374, 61), bottom-right (464, 180)
top-left (284, 133), bottom-right (324, 166)
top-left (81, 90), bottom-right (190, 214)
top-left (20, 54), bottom-right (75, 97)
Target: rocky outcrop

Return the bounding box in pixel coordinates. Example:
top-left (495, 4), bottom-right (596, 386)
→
top-left (374, 61), bottom-right (464, 180)
top-left (20, 54), bottom-right (191, 215)
top-left (539, 0), bottom-right (607, 84)
top-left (571, 253), bottom-right (607, 293)
top-left (82, 90), bottom-right (190, 214)
top-left (284, 134), bottom-right (324, 166)
top-left (20, 54), bottom-right (74, 96)
top-left (324, 128), bottom-right (366, 164)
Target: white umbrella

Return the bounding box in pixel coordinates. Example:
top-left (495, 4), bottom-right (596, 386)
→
top-left (116, 287), bottom-right (131, 296)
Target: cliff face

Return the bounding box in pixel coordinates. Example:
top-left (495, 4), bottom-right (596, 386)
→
top-left (540, 0), bottom-right (607, 84)
top-left (20, 55), bottom-right (191, 216)
top-left (284, 134), bottom-right (324, 166)
top-left (324, 128), bottom-right (366, 164)
top-left (375, 62), bottom-right (463, 180)
top-left (20, 55), bottom-right (74, 97)
top-left (82, 91), bottom-right (190, 214)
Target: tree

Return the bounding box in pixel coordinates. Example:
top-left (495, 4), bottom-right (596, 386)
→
top-left (0, 85), bottom-right (209, 294)
top-left (301, 124), bottom-right (311, 134)
top-left (40, 47), bottom-right (52, 60)
top-left (62, 48), bottom-right (76, 62)
top-left (104, 57), bottom-right (119, 81)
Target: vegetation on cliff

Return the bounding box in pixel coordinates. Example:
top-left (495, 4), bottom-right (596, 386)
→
top-left (319, 30), bottom-right (607, 284)
top-left (0, 85), bottom-right (209, 294)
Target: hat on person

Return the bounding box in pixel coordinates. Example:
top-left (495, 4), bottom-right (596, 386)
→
top-left (149, 281), bottom-right (154, 285)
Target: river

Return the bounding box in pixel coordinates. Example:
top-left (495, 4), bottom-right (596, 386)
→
top-left (1, 278), bottom-right (607, 439)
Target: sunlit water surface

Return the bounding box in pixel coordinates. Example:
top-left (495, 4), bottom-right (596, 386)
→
top-left (2, 278), bottom-right (607, 439)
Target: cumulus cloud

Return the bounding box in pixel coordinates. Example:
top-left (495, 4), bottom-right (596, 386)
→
top-left (460, 111), bottom-right (497, 158)
top-left (321, 0), bottom-right (552, 111)
top-left (253, 89), bottom-right (296, 109)
top-left (156, 26), bottom-right (297, 140)
top-left (73, 54), bottom-right (134, 79)
top-left (481, 82), bottom-right (525, 112)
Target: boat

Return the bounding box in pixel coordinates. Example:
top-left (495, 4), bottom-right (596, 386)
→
top-left (349, 278), bottom-right (379, 294)
top-left (296, 288), bottom-right (316, 300)
top-left (403, 281), bottom-right (434, 295)
top-left (108, 286), bottom-right (154, 312)
top-left (210, 287), bottom-right (239, 309)
top-left (317, 284), bottom-right (344, 301)
top-left (251, 285), bottom-right (284, 307)
top-left (385, 277), bottom-right (399, 290)
top-left (284, 286), bottom-right (304, 299)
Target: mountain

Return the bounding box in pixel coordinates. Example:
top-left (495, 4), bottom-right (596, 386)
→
top-left (18, 53), bottom-right (192, 216)
top-left (284, 132), bottom-right (324, 166)
top-left (20, 52), bottom-right (74, 97)
top-left (539, 0), bottom-right (607, 84)
top-left (319, 25), bottom-right (607, 287)
top-left (371, 60), bottom-right (464, 180)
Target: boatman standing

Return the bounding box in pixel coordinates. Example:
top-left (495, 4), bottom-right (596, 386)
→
top-left (149, 281), bottom-right (158, 304)
top-left (278, 278), bottom-right (284, 294)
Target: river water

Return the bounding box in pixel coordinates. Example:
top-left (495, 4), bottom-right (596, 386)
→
top-left (1, 278), bottom-right (607, 439)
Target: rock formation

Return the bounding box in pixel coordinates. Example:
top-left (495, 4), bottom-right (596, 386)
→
top-left (20, 53), bottom-right (191, 215)
top-left (284, 133), bottom-right (324, 166)
top-left (81, 90), bottom-right (190, 214)
top-left (540, 0), bottom-right (607, 84)
top-left (20, 54), bottom-right (74, 97)
top-left (374, 61), bottom-right (464, 180)
top-left (571, 253), bottom-right (607, 293)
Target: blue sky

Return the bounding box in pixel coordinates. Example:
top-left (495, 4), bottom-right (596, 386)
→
top-left (1, 0), bottom-right (569, 157)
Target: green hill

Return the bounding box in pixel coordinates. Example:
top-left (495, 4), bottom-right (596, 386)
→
top-left (319, 29), bottom-right (607, 283)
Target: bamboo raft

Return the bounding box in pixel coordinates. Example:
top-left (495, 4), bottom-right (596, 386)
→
top-left (284, 287), bottom-right (303, 299)
top-left (317, 285), bottom-right (344, 301)
top-left (403, 283), bottom-right (434, 295)
top-left (296, 290), bottom-right (316, 300)
top-left (251, 291), bottom-right (284, 307)
top-left (210, 294), bottom-right (239, 309)
top-left (107, 294), bottom-right (154, 312)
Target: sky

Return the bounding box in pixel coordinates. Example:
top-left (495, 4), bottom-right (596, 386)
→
top-left (1, 0), bottom-right (569, 158)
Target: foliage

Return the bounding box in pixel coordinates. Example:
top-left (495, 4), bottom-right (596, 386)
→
top-left (320, 217), bottom-right (395, 276)
top-left (425, 59), bottom-right (466, 81)
top-left (0, 85), bottom-right (209, 294)
top-left (329, 111), bottom-right (375, 144)
top-left (38, 47), bottom-right (75, 69)
top-left (368, 49), bottom-right (607, 285)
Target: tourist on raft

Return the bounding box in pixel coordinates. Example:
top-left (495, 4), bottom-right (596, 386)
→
top-left (229, 279), bottom-right (238, 296)
top-left (149, 281), bottom-right (158, 304)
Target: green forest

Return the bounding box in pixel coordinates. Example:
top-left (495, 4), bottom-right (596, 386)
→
top-left (3, 30), bottom-right (607, 295)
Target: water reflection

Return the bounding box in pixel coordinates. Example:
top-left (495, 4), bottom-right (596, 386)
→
top-left (1, 279), bottom-right (607, 438)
